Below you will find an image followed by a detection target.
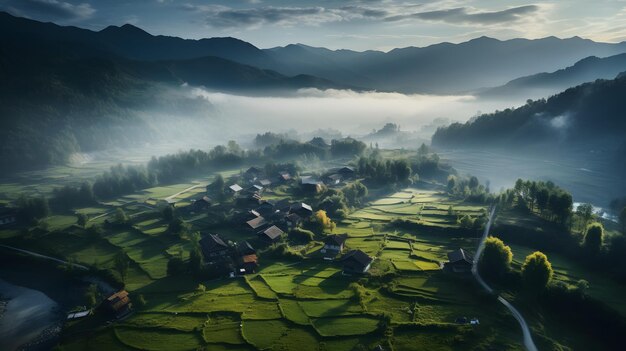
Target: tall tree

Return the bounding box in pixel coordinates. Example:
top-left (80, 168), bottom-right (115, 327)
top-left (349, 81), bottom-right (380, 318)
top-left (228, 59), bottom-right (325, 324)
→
top-left (479, 237), bottom-right (513, 278)
top-left (583, 222), bottom-right (604, 253)
top-left (114, 252), bottom-right (130, 283)
top-left (521, 251), bottom-right (553, 293)
top-left (576, 203), bottom-right (594, 230)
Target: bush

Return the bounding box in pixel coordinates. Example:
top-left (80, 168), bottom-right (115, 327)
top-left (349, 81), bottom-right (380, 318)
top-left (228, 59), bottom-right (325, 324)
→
top-left (479, 237), bottom-right (513, 279)
top-left (289, 228), bottom-right (315, 243)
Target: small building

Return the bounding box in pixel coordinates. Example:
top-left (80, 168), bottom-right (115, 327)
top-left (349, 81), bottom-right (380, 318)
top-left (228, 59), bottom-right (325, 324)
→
top-left (324, 173), bottom-right (343, 186)
top-left (192, 196), bottom-right (212, 211)
top-left (0, 206), bottom-right (17, 227)
top-left (237, 241), bottom-right (256, 256)
top-left (300, 176), bottom-right (323, 193)
top-left (246, 216), bottom-right (268, 231)
top-left (341, 250), bottom-right (373, 274)
top-left (229, 184), bottom-right (244, 194)
top-left (244, 166), bottom-right (264, 181)
top-left (258, 225), bottom-right (284, 243)
top-left (255, 202), bottom-right (276, 217)
top-left (321, 234), bottom-right (348, 260)
top-left (277, 171), bottom-right (292, 183)
top-left (290, 202), bottom-right (313, 218)
top-left (246, 185), bottom-right (264, 195)
top-left (284, 213), bottom-right (302, 229)
top-left (199, 233), bottom-right (231, 263)
top-left (258, 179), bottom-right (272, 187)
top-left (444, 248), bottom-right (473, 273)
top-left (238, 254), bottom-right (259, 274)
top-left (336, 166), bottom-right (356, 179)
top-left (101, 290), bottom-right (132, 318)
top-left (274, 199), bottom-right (292, 213)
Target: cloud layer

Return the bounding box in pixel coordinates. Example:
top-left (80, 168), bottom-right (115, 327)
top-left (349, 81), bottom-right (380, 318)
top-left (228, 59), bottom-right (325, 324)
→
top-left (7, 0), bottom-right (95, 21)
top-left (190, 3), bottom-right (540, 29)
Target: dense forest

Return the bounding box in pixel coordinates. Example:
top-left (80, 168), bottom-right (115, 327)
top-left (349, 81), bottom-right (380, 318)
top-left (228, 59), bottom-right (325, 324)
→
top-left (433, 74), bottom-right (626, 159)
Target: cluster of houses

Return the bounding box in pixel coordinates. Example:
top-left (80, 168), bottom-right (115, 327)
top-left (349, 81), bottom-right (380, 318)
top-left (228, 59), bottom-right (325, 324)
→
top-left (189, 165), bottom-right (375, 275)
top-left (300, 166), bottom-right (356, 193)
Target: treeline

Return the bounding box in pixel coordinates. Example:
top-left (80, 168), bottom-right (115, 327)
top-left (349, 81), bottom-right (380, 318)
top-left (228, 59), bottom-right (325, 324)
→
top-left (446, 175), bottom-right (493, 203)
top-left (49, 138), bottom-right (368, 210)
top-left (497, 179), bottom-right (573, 225)
top-left (261, 137), bottom-right (366, 161)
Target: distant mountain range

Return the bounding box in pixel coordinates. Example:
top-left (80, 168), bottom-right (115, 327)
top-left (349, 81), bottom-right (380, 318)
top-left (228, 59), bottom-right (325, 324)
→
top-left (2, 11), bottom-right (626, 94)
top-left (480, 53), bottom-right (626, 99)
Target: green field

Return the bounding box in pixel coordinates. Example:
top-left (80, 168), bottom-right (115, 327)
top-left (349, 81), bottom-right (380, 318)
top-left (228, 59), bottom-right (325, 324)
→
top-left (1, 159), bottom-right (526, 351)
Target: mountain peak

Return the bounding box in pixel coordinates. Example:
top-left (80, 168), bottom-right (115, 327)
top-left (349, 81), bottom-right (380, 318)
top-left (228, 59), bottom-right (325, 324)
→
top-left (100, 23), bottom-right (150, 36)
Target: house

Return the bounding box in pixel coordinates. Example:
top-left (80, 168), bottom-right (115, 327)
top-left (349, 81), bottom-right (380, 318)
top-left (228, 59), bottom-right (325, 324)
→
top-left (101, 290), bottom-right (132, 318)
top-left (300, 176), bottom-right (323, 193)
top-left (258, 225), bottom-right (284, 243)
top-left (246, 184), bottom-right (264, 195)
top-left (0, 206), bottom-right (17, 227)
top-left (192, 196), bottom-right (212, 211)
top-left (336, 166), bottom-right (356, 179)
top-left (258, 179), bottom-right (272, 187)
top-left (199, 234), bottom-right (231, 263)
top-left (229, 184), bottom-right (243, 194)
top-left (321, 234), bottom-right (348, 260)
top-left (244, 166), bottom-right (264, 181)
top-left (236, 240), bottom-right (258, 274)
top-left (246, 216), bottom-right (268, 231)
top-left (324, 173), bottom-right (343, 186)
top-left (277, 171), bottom-right (292, 183)
top-left (444, 248), bottom-right (473, 273)
top-left (274, 199), bottom-right (292, 213)
top-left (255, 202), bottom-right (276, 217)
top-left (341, 250), bottom-right (373, 274)
top-left (284, 213), bottom-right (302, 229)
top-left (290, 202), bottom-right (313, 218)
top-left (236, 193), bottom-right (263, 208)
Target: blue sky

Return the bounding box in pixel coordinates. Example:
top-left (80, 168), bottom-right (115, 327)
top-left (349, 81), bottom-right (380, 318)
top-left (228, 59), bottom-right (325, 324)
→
top-left (2, 0), bottom-right (626, 51)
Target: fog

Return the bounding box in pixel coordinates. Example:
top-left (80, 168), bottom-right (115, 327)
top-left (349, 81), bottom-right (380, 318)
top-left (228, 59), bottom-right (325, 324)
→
top-left (185, 87), bottom-right (522, 143)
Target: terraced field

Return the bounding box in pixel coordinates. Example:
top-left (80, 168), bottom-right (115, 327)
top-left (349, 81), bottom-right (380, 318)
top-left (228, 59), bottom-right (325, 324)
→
top-left (3, 174), bottom-right (524, 350)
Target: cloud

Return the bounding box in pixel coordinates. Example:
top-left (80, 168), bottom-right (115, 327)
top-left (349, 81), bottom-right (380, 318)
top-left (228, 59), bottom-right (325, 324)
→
top-left (186, 4), bottom-right (389, 29)
top-left (6, 0), bottom-right (95, 21)
top-left (386, 5), bottom-right (540, 25)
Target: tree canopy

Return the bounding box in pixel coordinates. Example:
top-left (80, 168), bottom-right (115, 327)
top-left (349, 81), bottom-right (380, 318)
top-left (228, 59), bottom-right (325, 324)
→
top-left (521, 251), bottom-right (553, 293)
top-left (480, 236), bottom-right (513, 278)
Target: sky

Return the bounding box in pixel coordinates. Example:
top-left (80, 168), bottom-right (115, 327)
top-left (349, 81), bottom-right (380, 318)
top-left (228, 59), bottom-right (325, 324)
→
top-left (2, 0), bottom-right (626, 51)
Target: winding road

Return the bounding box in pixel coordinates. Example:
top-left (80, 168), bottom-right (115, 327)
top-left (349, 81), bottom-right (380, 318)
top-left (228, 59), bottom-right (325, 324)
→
top-left (472, 206), bottom-right (538, 351)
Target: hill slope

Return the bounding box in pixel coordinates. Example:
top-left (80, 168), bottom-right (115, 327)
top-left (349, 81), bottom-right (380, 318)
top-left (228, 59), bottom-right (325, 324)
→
top-left (481, 53), bottom-right (626, 98)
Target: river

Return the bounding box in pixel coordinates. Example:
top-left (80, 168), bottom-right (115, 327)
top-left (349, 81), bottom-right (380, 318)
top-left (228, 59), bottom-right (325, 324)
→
top-left (0, 279), bottom-right (62, 351)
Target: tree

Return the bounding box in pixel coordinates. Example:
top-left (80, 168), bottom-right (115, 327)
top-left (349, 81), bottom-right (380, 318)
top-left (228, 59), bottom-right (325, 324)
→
top-left (479, 237), bottom-right (513, 278)
top-left (583, 222), bottom-right (604, 253)
top-left (114, 208), bottom-right (129, 224)
top-left (76, 213), bottom-right (88, 228)
top-left (468, 176), bottom-right (479, 190)
top-left (620, 207), bottom-right (626, 234)
top-left (114, 252), bottom-right (130, 283)
top-left (167, 257), bottom-right (186, 276)
top-left (210, 174), bottom-right (226, 201)
top-left (447, 175), bottom-right (457, 193)
top-left (162, 205), bottom-right (174, 221)
top-left (521, 251), bottom-right (553, 293)
top-left (84, 283), bottom-right (98, 308)
top-left (576, 203), bottom-right (594, 230)
top-left (311, 210), bottom-right (336, 233)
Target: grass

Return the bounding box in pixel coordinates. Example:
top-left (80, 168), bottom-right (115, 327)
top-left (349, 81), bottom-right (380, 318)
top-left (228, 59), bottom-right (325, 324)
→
top-left (312, 316), bottom-right (380, 336)
top-left (114, 327), bottom-right (204, 351)
top-left (299, 299), bottom-right (363, 317)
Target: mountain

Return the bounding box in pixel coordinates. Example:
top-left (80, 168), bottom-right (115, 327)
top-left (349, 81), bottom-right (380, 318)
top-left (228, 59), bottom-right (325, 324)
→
top-left (481, 53), bottom-right (626, 99)
top-left (3, 12), bottom-right (626, 94)
top-left (264, 37), bottom-right (626, 94)
top-left (432, 74), bottom-right (626, 154)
